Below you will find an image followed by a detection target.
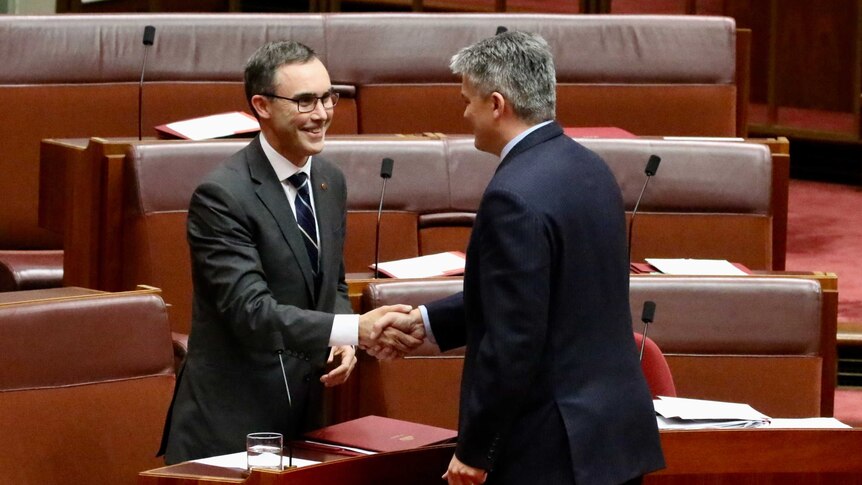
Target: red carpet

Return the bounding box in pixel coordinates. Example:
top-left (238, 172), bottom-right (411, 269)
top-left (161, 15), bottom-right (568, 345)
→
top-left (785, 179), bottom-right (862, 324)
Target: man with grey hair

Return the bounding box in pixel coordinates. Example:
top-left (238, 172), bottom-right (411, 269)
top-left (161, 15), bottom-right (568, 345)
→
top-left (158, 40), bottom-right (412, 463)
top-left (372, 31), bottom-right (664, 484)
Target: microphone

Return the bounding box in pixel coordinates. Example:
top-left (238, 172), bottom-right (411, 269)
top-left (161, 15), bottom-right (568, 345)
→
top-left (138, 25), bottom-right (156, 140)
top-left (496, 25), bottom-right (508, 35)
top-left (276, 349), bottom-right (295, 469)
top-left (638, 300), bottom-right (656, 362)
top-left (373, 158), bottom-right (394, 278)
top-left (627, 155), bottom-right (661, 263)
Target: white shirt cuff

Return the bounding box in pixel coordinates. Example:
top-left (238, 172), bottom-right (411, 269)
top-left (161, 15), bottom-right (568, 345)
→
top-left (418, 305), bottom-right (437, 345)
top-left (329, 314), bottom-right (359, 346)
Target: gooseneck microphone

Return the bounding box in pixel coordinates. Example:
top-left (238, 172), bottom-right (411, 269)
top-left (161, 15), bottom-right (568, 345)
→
top-left (138, 25), bottom-right (156, 140)
top-left (627, 155), bottom-right (661, 263)
top-left (373, 157), bottom-right (394, 278)
top-left (276, 349), bottom-right (295, 468)
top-left (639, 300), bottom-right (656, 362)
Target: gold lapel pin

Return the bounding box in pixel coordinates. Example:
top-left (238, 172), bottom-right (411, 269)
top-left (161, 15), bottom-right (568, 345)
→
top-left (320, 183), bottom-right (328, 191)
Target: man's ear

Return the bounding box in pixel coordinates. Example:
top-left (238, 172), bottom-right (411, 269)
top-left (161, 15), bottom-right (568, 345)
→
top-left (250, 95), bottom-right (271, 120)
top-left (490, 92), bottom-right (506, 119)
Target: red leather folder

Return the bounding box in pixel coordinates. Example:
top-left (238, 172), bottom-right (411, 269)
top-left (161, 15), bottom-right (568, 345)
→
top-left (303, 415), bottom-right (457, 453)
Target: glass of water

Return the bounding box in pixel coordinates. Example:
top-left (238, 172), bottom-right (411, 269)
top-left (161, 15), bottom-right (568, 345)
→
top-left (246, 432), bottom-right (283, 471)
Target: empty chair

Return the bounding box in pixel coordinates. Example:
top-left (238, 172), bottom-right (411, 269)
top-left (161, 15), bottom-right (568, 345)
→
top-left (634, 332), bottom-right (677, 398)
top-left (0, 288), bottom-right (175, 485)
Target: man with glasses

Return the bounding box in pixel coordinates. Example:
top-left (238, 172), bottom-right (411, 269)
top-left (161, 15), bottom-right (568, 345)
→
top-left (159, 41), bottom-right (413, 464)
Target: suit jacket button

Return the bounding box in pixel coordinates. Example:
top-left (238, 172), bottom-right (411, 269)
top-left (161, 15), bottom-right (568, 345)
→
top-left (303, 374), bottom-right (312, 382)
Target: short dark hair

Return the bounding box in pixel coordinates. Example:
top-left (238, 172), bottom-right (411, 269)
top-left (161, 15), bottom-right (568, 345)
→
top-left (244, 41), bottom-right (318, 116)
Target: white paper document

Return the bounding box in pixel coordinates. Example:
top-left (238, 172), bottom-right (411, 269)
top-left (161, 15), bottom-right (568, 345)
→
top-left (371, 251), bottom-right (466, 279)
top-left (654, 396), bottom-right (771, 429)
top-left (645, 258), bottom-right (748, 276)
top-left (192, 451), bottom-right (319, 470)
top-left (162, 112), bottom-right (260, 141)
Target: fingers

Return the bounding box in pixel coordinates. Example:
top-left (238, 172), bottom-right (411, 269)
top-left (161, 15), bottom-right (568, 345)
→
top-left (445, 454), bottom-right (487, 485)
top-left (320, 345), bottom-right (357, 387)
top-left (358, 304), bottom-right (413, 348)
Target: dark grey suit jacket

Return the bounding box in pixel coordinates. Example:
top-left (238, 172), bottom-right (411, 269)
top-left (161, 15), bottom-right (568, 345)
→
top-left (160, 136), bottom-right (353, 464)
top-left (426, 122), bottom-right (664, 485)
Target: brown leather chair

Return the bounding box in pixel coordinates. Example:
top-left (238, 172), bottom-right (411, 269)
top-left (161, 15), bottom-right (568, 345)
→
top-left (635, 332), bottom-right (676, 398)
top-left (5, 13), bottom-right (742, 287)
top-left (629, 276), bottom-right (830, 418)
top-left (0, 287), bottom-right (175, 485)
top-left (355, 275), bottom-right (829, 428)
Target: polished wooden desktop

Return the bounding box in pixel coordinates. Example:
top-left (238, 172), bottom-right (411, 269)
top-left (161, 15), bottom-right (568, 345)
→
top-left (139, 429), bottom-right (862, 484)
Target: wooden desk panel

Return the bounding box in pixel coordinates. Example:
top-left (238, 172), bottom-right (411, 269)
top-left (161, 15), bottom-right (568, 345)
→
top-left (139, 429), bottom-right (862, 484)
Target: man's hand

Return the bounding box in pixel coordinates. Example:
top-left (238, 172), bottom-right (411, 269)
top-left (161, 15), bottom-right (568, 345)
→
top-left (320, 345), bottom-right (356, 387)
top-left (365, 307), bottom-right (426, 360)
top-left (443, 454), bottom-right (487, 485)
top-left (358, 304), bottom-right (414, 351)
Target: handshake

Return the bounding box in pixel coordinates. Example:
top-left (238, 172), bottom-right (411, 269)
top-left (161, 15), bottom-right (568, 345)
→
top-left (358, 304), bottom-right (427, 360)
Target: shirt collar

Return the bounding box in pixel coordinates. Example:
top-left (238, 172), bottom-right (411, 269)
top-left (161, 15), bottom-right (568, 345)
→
top-left (259, 132), bottom-right (313, 181)
top-left (499, 120), bottom-right (554, 160)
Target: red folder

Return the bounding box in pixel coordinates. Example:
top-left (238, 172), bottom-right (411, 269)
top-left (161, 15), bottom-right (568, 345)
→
top-left (303, 415), bottom-right (457, 453)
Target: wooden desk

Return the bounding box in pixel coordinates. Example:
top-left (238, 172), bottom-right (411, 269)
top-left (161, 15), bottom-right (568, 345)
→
top-left (139, 429), bottom-right (862, 484)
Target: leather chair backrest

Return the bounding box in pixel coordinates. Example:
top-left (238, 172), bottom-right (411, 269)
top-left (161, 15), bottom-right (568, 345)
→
top-left (0, 289), bottom-right (175, 485)
top-left (1, 13), bottom-right (738, 251)
top-left (629, 276), bottom-right (824, 417)
top-left (122, 141), bottom-right (248, 334)
top-left (634, 332), bottom-right (677, 399)
top-left (358, 275), bottom-right (826, 424)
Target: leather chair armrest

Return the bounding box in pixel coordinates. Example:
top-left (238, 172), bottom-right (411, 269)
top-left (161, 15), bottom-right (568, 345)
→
top-left (0, 250), bottom-right (63, 292)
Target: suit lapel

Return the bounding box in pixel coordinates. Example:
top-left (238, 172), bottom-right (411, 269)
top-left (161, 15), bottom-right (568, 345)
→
top-left (245, 138), bottom-right (318, 300)
top-left (310, 162), bottom-right (335, 280)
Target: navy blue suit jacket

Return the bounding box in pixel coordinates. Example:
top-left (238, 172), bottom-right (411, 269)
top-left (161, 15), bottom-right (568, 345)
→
top-left (426, 122), bottom-right (664, 484)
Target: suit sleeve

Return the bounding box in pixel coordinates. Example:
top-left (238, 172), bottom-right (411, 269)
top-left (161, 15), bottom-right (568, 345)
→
top-left (187, 180), bottom-right (333, 352)
top-left (456, 188), bottom-right (552, 471)
top-left (425, 291), bottom-right (467, 351)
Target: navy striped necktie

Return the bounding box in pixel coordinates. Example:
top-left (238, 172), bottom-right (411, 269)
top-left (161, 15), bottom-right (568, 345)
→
top-left (287, 172), bottom-right (319, 275)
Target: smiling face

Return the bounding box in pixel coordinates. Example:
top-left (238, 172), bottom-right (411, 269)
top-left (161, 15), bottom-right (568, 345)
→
top-left (252, 58), bottom-right (333, 166)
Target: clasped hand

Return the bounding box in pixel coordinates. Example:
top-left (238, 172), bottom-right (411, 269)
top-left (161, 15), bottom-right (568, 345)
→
top-left (358, 305), bottom-right (425, 360)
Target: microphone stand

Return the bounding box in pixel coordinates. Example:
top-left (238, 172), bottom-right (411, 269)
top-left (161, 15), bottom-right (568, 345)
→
top-left (627, 155), bottom-right (661, 263)
top-left (374, 158), bottom-right (394, 278)
top-left (277, 350), bottom-right (295, 469)
top-left (138, 26), bottom-right (156, 141)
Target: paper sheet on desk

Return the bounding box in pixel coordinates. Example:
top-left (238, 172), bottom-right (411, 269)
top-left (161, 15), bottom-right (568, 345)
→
top-left (645, 258), bottom-right (748, 276)
top-left (192, 451), bottom-right (319, 469)
top-left (767, 418), bottom-right (852, 429)
top-left (371, 251), bottom-right (465, 279)
top-left (654, 396), bottom-right (771, 429)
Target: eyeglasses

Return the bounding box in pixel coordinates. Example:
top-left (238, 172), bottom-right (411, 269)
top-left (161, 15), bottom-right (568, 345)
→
top-left (260, 91), bottom-right (339, 113)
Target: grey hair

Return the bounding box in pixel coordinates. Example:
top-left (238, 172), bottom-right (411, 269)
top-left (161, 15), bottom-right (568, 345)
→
top-left (450, 31), bottom-right (556, 124)
top-left (244, 41), bottom-right (319, 116)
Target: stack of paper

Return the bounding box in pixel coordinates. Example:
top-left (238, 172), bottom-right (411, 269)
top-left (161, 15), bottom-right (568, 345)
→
top-left (654, 396), bottom-right (771, 429)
